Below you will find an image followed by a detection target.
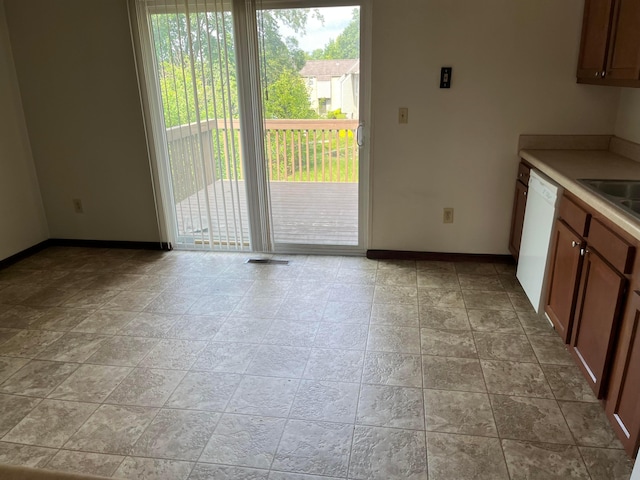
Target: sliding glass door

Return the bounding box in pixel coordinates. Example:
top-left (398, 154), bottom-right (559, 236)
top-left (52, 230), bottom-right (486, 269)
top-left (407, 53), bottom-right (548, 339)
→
top-left (257, 5), bottom-right (362, 249)
top-left (135, 0), bottom-right (368, 254)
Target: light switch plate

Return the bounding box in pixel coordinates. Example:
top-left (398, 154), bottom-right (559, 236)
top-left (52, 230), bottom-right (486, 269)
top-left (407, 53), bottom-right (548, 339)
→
top-left (440, 67), bottom-right (452, 88)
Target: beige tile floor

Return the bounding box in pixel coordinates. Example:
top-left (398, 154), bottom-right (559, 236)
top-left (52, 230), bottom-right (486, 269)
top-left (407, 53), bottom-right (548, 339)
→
top-left (0, 247), bottom-right (635, 479)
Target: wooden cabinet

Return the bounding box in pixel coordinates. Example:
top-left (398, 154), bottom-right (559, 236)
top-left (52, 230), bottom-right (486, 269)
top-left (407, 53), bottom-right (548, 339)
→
top-left (577, 0), bottom-right (616, 80)
top-left (607, 0), bottom-right (640, 80)
top-left (544, 195), bottom-right (591, 343)
top-left (577, 0), bottom-right (640, 87)
top-left (544, 197), bottom-right (634, 399)
top-left (606, 290), bottom-right (640, 456)
top-left (571, 246), bottom-right (627, 398)
top-left (545, 220), bottom-right (585, 342)
top-left (535, 183), bottom-right (640, 455)
top-left (508, 162), bottom-right (530, 260)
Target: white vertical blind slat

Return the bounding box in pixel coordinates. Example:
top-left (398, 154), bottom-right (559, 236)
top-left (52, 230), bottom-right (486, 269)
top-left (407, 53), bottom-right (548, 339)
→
top-left (196, 1), bottom-right (226, 248)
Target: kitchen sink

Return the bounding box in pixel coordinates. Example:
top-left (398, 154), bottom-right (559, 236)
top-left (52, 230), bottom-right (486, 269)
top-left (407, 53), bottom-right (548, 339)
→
top-left (621, 199), bottom-right (640, 214)
top-left (578, 179), bottom-right (640, 220)
top-left (581, 180), bottom-right (640, 199)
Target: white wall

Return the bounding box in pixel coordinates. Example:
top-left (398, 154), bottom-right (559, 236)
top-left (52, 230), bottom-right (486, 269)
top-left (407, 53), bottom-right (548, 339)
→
top-left (369, 0), bottom-right (621, 254)
top-left (615, 89), bottom-right (640, 144)
top-left (0, 1), bottom-right (48, 261)
top-left (4, 0), bottom-right (159, 242)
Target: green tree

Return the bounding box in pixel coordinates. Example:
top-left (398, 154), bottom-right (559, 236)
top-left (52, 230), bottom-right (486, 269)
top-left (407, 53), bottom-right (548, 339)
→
top-left (157, 60), bottom-right (238, 128)
top-left (151, 8), bottom-right (320, 124)
top-left (257, 12), bottom-right (307, 91)
top-left (264, 71), bottom-right (317, 119)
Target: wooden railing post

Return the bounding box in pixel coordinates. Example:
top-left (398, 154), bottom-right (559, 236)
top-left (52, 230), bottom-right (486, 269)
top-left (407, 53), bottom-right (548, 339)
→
top-left (306, 131), bottom-right (310, 181)
top-left (313, 130), bottom-right (318, 182)
top-left (201, 131), bottom-right (214, 185)
top-left (352, 129), bottom-right (357, 182)
top-left (275, 130), bottom-right (280, 181)
top-left (297, 130), bottom-right (302, 181)
top-left (267, 131), bottom-right (273, 181)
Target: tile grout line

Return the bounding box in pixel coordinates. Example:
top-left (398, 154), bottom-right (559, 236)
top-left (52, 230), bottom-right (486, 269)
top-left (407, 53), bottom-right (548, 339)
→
top-left (467, 270), bottom-right (513, 479)
top-left (343, 263), bottom-right (381, 480)
top-left (263, 293), bottom-right (325, 476)
top-left (418, 267), bottom-right (430, 480)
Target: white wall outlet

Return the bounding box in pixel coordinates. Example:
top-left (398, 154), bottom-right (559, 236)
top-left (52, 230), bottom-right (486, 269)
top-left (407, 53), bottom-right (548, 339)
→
top-left (399, 107), bottom-right (408, 124)
top-left (443, 208), bottom-right (454, 223)
top-left (72, 198), bottom-right (84, 214)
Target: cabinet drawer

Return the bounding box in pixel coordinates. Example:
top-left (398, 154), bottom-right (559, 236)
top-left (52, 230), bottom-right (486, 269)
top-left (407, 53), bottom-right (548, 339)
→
top-left (588, 219), bottom-right (635, 274)
top-left (559, 195), bottom-right (590, 237)
top-left (517, 162), bottom-right (530, 185)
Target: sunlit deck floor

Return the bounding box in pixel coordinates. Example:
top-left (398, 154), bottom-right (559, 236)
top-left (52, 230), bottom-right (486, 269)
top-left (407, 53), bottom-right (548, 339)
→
top-left (175, 180), bottom-right (358, 246)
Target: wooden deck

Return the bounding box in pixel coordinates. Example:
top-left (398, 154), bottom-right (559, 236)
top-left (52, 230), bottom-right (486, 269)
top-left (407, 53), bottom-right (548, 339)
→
top-left (174, 180), bottom-right (358, 247)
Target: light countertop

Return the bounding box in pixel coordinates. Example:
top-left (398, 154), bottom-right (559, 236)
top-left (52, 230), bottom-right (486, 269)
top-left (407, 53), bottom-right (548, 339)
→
top-left (520, 148), bottom-right (640, 240)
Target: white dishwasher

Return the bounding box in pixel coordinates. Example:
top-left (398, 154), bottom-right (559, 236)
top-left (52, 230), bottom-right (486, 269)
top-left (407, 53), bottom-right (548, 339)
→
top-left (516, 169), bottom-right (562, 314)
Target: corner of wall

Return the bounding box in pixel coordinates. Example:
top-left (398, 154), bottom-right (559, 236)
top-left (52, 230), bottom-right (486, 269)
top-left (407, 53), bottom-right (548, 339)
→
top-left (0, 0), bottom-right (49, 261)
top-left (614, 89), bottom-right (640, 144)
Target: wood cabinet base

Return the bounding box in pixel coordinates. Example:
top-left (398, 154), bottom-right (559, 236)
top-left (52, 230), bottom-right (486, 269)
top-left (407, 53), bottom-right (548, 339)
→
top-left (606, 291), bottom-right (640, 456)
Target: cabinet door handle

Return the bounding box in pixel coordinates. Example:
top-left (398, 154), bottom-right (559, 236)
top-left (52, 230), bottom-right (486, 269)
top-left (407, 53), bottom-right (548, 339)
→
top-left (580, 248), bottom-right (586, 256)
top-left (595, 72), bottom-right (600, 77)
top-left (523, 191), bottom-right (527, 196)
top-left (572, 241), bottom-right (581, 248)
top-left (602, 71), bottom-right (606, 78)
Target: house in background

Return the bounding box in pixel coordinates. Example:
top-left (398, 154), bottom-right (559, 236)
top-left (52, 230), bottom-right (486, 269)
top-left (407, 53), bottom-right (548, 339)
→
top-left (299, 59), bottom-right (359, 118)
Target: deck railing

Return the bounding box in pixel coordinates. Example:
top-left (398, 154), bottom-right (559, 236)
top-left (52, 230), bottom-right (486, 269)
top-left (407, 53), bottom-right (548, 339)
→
top-left (165, 118), bottom-right (359, 203)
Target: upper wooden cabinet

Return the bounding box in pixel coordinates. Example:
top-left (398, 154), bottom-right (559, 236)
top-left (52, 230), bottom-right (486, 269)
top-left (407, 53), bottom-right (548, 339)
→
top-left (577, 0), bottom-right (640, 87)
top-left (578, 0), bottom-right (615, 79)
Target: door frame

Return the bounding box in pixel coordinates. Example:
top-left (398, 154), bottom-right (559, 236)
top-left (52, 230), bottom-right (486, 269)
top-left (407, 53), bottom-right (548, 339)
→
top-left (254, 0), bottom-right (371, 256)
top-left (127, 0), bottom-right (371, 255)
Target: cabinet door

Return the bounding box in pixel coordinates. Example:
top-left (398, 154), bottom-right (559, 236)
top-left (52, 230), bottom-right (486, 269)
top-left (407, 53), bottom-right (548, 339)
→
top-left (577, 0), bottom-right (615, 80)
top-left (606, 290), bottom-right (640, 456)
top-left (509, 180), bottom-right (527, 260)
top-left (606, 0), bottom-right (640, 80)
top-left (545, 220), bottom-right (583, 343)
top-left (571, 247), bottom-right (627, 398)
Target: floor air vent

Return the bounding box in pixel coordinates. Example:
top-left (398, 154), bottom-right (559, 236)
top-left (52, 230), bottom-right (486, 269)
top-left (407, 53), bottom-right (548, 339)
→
top-left (246, 259), bottom-right (290, 265)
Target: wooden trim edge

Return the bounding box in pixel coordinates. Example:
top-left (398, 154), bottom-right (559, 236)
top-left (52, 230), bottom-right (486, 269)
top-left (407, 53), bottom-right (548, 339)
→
top-left (366, 250), bottom-right (515, 264)
top-left (0, 239), bottom-right (172, 271)
top-left (48, 239), bottom-right (172, 251)
top-left (0, 240), bottom-right (52, 270)
top-left (577, 77), bottom-right (640, 88)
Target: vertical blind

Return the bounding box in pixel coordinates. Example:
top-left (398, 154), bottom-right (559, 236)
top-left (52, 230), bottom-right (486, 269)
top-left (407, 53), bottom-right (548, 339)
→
top-left (140, 0), bottom-right (250, 250)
